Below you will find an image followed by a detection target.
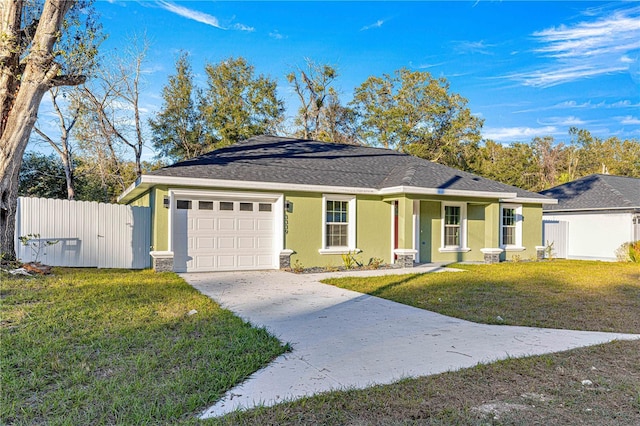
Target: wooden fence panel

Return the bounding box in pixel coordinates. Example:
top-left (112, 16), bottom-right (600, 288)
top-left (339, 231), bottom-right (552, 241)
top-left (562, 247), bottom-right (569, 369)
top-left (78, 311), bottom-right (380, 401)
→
top-left (15, 197), bottom-right (150, 269)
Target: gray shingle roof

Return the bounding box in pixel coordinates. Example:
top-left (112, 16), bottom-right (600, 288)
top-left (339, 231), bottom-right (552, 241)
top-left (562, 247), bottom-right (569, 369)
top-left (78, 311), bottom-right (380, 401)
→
top-left (539, 174), bottom-right (640, 211)
top-left (149, 135), bottom-right (549, 200)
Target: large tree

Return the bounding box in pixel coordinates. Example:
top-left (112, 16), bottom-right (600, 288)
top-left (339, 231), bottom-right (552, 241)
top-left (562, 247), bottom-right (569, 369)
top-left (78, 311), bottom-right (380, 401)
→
top-left (351, 68), bottom-right (483, 169)
top-left (76, 35), bottom-right (147, 180)
top-left (201, 56), bottom-right (284, 147)
top-left (287, 59), bottom-right (347, 142)
top-left (32, 88), bottom-right (81, 200)
top-left (149, 52), bottom-right (211, 162)
top-left (1, 0), bottom-right (97, 258)
top-left (18, 152), bottom-right (67, 199)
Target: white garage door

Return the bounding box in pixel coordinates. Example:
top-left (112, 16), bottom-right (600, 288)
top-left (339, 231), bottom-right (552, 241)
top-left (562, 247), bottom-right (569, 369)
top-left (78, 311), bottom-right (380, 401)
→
top-left (173, 199), bottom-right (276, 272)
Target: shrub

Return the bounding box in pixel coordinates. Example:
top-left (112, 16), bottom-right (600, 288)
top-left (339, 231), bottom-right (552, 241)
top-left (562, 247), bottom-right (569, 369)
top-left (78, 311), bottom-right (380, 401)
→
top-left (615, 241), bottom-right (640, 263)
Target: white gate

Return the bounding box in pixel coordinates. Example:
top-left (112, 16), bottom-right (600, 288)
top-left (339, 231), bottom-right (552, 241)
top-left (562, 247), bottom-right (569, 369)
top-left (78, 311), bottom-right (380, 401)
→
top-left (15, 197), bottom-right (150, 269)
top-left (542, 220), bottom-right (568, 259)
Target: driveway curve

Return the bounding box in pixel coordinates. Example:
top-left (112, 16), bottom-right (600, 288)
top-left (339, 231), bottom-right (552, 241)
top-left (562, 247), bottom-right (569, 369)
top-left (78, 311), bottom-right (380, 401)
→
top-left (181, 268), bottom-right (640, 419)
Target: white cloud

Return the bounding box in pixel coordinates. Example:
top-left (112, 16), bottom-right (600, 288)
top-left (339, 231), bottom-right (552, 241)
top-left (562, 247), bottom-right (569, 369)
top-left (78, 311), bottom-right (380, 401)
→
top-left (156, 1), bottom-right (223, 28)
top-left (483, 126), bottom-right (558, 142)
top-left (156, 1), bottom-right (253, 31)
top-left (514, 6), bottom-right (640, 87)
top-left (233, 23), bottom-right (255, 32)
top-left (538, 116), bottom-right (587, 126)
top-left (452, 40), bottom-right (495, 55)
top-left (514, 99), bottom-right (640, 114)
top-left (618, 115), bottom-right (640, 125)
top-left (269, 30), bottom-right (286, 40)
top-left (361, 19), bottom-right (384, 31)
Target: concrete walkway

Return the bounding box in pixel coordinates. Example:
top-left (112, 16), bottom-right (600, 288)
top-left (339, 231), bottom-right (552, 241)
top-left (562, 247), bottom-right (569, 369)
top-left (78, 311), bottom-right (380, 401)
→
top-left (181, 267), bottom-right (640, 419)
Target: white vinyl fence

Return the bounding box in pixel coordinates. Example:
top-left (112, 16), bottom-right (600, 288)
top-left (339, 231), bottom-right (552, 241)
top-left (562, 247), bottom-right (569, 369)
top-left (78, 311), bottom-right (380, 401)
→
top-left (542, 220), bottom-right (568, 259)
top-left (15, 197), bottom-right (150, 269)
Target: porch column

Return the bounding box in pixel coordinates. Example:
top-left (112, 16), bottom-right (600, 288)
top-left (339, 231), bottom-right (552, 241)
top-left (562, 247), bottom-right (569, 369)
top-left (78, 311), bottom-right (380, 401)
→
top-left (394, 197), bottom-right (417, 267)
top-left (481, 203), bottom-right (503, 263)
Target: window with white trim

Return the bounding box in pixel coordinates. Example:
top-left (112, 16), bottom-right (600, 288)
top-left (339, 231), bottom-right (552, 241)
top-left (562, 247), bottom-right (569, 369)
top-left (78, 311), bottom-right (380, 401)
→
top-left (500, 204), bottom-right (523, 249)
top-left (501, 207), bottom-right (516, 245)
top-left (320, 195), bottom-right (356, 253)
top-left (326, 200), bottom-right (348, 247)
top-left (444, 205), bottom-right (461, 246)
top-left (440, 202), bottom-right (468, 251)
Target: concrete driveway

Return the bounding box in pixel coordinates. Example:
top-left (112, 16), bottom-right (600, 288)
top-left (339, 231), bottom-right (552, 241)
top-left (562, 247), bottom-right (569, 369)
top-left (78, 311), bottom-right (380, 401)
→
top-left (181, 267), bottom-right (640, 419)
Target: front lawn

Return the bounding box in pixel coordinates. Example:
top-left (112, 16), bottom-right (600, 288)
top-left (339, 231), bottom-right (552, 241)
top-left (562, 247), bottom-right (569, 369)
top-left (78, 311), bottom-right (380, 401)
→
top-left (324, 260), bottom-right (640, 333)
top-left (0, 269), bottom-right (286, 425)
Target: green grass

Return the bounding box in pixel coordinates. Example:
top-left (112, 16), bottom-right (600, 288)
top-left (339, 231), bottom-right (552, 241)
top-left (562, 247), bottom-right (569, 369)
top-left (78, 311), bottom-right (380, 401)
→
top-left (323, 260), bottom-right (640, 333)
top-left (1, 268), bottom-right (286, 425)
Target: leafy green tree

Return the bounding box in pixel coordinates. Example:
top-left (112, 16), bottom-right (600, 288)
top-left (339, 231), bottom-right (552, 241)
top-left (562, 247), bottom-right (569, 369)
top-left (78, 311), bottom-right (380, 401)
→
top-left (569, 128), bottom-right (640, 178)
top-left (288, 59), bottom-right (355, 142)
top-left (474, 141), bottom-right (540, 190)
top-left (351, 68), bottom-right (483, 169)
top-left (18, 153), bottom-right (68, 199)
top-left (0, 0), bottom-right (100, 259)
top-left (149, 53), bottom-right (211, 161)
top-left (201, 57), bottom-right (284, 147)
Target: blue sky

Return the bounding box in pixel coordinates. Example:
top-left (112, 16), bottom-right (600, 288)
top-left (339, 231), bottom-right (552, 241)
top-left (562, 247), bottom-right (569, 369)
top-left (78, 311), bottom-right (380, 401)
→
top-left (49, 1), bottom-right (640, 156)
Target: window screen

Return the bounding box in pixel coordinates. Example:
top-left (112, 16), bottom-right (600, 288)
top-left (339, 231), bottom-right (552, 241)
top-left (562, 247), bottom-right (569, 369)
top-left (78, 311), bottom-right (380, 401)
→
top-left (326, 200), bottom-right (348, 247)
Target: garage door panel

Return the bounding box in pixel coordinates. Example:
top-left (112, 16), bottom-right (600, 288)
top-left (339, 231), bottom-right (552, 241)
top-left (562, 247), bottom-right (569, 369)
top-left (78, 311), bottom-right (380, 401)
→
top-left (237, 255), bottom-right (255, 267)
top-left (196, 237), bottom-right (215, 249)
top-left (237, 237), bottom-right (255, 249)
top-left (218, 218), bottom-right (235, 230)
top-left (175, 198), bottom-right (276, 272)
top-left (217, 237), bottom-right (235, 249)
top-left (218, 255), bottom-right (235, 268)
top-left (197, 218), bottom-right (215, 230)
top-left (257, 255), bottom-right (273, 266)
top-left (257, 219), bottom-right (273, 230)
top-left (257, 237), bottom-right (272, 248)
top-left (238, 218), bottom-right (255, 230)
top-left (196, 256), bottom-right (215, 268)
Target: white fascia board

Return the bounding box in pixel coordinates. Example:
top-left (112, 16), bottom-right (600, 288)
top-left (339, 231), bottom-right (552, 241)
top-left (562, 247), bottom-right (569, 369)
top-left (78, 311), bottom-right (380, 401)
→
top-left (501, 197), bottom-right (558, 205)
top-left (380, 185), bottom-right (517, 200)
top-left (119, 174), bottom-right (379, 203)
top-left (117, 177), bottom-right (146, 203)
top-left (543, 206), bottom-right (639, 213)
top-left (119, 175), bottom-right (546, 203)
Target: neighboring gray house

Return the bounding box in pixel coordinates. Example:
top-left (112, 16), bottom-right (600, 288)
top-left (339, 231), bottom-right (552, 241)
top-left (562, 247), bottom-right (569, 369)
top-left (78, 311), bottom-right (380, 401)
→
top-left (540, 174), bottom-right (640, 261)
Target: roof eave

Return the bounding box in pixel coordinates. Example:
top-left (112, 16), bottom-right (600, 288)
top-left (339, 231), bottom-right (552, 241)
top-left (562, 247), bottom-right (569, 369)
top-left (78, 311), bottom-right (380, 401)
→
top-left (118, 175), bottom-right (551, 203)
top-left (379, 185), bottom-right (518, 199)
top-left (543, 206), bottom-right (640, 213)
top-left (502, 197), bottom-right (557, 205)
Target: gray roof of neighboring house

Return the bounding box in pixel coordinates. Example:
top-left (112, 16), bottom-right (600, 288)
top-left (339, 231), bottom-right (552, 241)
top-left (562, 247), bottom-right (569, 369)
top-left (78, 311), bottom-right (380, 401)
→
top-left (539, 174), bottom-right (640, 211)
top-left (142, 135), bottom-right (550, 201)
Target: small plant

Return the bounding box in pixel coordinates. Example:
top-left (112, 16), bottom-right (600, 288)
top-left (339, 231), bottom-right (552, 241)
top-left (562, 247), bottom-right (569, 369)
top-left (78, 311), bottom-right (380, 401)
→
top-left (544, 240), bottom-right (555, 261)
top-left (18, 233), bottom-right (59, 264)
top-left (367, 257), bottom-right (384, 270)
top-left (341, 251), bottom-right (362, 270)
top-left (292, 259), bottom-right (304, 273)
top-left (323, 265), bottom-right (340, 273)
top-left (511, 254), bottom-right (522, 263)
top-left (615, 241), bottom-right (640, 263)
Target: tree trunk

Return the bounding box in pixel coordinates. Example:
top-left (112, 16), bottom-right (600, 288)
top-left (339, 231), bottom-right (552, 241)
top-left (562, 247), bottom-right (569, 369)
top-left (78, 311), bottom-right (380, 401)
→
top-left (61, 152), bottom-right (76, 200)
top-left (0, 0), bottom-right (75, 259)
top-left (0, 157), bottom-right (20, 259)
